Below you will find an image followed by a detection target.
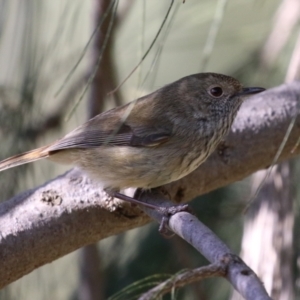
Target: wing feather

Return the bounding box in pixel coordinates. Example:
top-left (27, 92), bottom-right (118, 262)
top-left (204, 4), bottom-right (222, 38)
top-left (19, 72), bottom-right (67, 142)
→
top-left (48, 122), bottom-right (170, 152)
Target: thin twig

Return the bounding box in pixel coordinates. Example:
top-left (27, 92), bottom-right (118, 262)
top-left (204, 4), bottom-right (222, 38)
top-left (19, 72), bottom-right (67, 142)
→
top-left (142, 1), bottom-right (180, 89)
top-left (55, 0), bottom-right (116, 98)
top-left (65, 0), bottom-right (119, 121)
top-left (200, 0), bottom-right (229, 71)
top-left (244, 115), bottom-right (297, 212)
top-left (139, 264), bottom-right (225, 300)
top-left (109, 0), bottom-right (175, 95)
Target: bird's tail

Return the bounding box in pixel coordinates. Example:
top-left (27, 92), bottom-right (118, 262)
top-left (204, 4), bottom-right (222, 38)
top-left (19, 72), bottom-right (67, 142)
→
top-left (0, 146), bottom-right (49, 172)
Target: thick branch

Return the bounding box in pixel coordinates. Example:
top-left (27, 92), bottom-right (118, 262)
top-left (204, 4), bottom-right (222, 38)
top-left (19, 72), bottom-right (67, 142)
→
top-left (0, 82), bottom-right (300, 288)
top-left (0, 170), bottom-right (150, 288)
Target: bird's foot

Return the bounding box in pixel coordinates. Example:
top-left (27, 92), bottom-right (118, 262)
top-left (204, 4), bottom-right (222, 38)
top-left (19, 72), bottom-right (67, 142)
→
top-left (112, 191), bottom-right (192, 237)
top-left (156, 204), bottom-right (192, 237)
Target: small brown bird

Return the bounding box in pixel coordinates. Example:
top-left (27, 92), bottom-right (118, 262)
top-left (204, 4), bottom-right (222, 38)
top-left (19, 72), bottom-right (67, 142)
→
top-left (0, 73), bottom-right (264, 194)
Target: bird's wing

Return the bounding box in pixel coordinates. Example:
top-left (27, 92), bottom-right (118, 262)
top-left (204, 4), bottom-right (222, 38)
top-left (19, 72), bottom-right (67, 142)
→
top-left (47, 115), bottom-right (171, 152)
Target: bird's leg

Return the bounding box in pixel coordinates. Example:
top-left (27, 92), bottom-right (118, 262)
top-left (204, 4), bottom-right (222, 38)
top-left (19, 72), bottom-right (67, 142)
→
top-left (112, 191), bottom-right (163, 210)
top-left (111, 190), bottom-right (192, 236)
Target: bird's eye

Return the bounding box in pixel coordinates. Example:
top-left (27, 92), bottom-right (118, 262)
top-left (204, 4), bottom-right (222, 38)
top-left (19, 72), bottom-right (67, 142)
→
top-left (209, 86), bottom-right (223, 98)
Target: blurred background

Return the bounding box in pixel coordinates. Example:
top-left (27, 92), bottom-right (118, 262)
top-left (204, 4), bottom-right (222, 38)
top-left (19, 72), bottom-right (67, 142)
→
top-left (0, 0), bottom-right (299, 299)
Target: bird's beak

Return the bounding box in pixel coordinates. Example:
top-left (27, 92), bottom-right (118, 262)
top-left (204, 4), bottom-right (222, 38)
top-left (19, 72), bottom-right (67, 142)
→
top-left (238, 87), bottom-right (265, 97)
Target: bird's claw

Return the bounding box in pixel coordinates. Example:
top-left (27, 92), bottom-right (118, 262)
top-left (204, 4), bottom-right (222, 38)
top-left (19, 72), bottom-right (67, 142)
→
top-left (157, 204), bottom-right (192, 237)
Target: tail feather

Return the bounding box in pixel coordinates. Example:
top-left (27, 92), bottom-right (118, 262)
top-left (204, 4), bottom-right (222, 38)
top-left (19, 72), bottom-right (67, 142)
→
top-left (0, 146), bottom-right (49, 172)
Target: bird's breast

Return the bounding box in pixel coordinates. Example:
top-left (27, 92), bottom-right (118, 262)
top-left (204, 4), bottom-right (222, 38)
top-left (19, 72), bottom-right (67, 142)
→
top-left (173, 130), bottom-right (222, 180)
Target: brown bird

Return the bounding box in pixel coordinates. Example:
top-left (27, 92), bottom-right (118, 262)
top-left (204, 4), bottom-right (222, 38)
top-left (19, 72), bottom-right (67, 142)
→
top-left (0, 73), bottom-right (264, 196)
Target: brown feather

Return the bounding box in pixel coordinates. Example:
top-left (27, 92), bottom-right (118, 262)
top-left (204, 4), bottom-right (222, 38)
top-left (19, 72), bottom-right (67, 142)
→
top-left (0, 146), bottom-right (49, 172)
top-left (47, 127), bottom-right (170, 150)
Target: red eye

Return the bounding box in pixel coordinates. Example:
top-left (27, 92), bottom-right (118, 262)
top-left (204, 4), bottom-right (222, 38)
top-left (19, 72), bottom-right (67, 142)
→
top-left (209, 86), bottom-right (223, 98)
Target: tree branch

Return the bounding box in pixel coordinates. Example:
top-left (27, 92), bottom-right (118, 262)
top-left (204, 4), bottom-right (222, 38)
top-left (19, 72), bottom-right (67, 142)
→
top-left (0, 81), bottom-right (299, 290)
top-left (139, 264), bottom-right (226, 300)
top-left (139, 190), bottom-right (271, 300)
